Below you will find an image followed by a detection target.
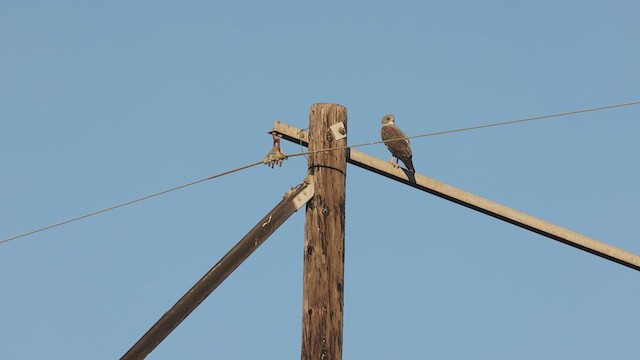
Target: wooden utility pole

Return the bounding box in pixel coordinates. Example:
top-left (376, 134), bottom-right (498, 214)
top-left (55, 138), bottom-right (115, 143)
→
top-left (302, 104), bottom-right (348, 359)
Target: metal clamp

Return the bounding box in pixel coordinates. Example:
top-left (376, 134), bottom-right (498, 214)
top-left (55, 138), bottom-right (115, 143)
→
top-left (329, 122), bottom-right (347, 141)
top-left (293, 176), bottom-right (315, 210)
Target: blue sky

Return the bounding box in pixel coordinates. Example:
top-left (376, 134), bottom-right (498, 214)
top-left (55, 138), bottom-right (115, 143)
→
top-left (1, 1), bottom-right (639, 359)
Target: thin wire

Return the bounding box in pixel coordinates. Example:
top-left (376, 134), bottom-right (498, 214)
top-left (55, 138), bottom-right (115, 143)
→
top-left (0, 161), bottom-right (263, 245)
top-left (3, 100), bottom-right (638, 245)
top-left (286, 100), bottom-right (640, 158)
top-left (406, 100), bottom-right (640, 142)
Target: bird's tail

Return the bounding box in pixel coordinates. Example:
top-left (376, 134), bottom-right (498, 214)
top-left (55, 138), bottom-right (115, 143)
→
top-left (405, 157), bottom-right (415, 173)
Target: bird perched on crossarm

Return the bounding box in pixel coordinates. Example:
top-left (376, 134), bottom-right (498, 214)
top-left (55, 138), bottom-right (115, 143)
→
top-left (381, 114), bottom-right (415, 172)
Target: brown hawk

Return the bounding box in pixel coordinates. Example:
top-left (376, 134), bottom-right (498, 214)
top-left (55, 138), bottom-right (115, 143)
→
top-left (381, 114), bottom-right (415, 172)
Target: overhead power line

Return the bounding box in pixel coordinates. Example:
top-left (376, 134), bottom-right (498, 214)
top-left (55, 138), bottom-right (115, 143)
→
top-left (2, 99), bottom-right (639, 245)
top-left (406, 99), bottom-right (640, 141)
top-left (287, 99), bottom-right (640, 158)
top-left (0, 161), bottom-right (263, 245)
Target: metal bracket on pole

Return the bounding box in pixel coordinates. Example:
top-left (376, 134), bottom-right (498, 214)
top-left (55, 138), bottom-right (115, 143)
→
top-left (329, 122), bottom-right (347, 141)
top-left (292, 175), bottom-right (314, 210)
